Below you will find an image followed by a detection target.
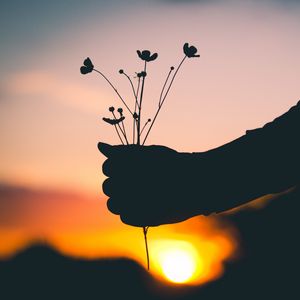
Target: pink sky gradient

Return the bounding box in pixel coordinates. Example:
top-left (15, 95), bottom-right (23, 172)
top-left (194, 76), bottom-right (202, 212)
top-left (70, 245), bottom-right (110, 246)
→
top-left (0, 0), bottom-right (299, 284)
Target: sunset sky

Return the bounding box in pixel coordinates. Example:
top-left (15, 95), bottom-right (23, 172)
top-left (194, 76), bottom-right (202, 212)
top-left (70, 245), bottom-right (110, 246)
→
top-left (1, 0), bottom-right (299, 284)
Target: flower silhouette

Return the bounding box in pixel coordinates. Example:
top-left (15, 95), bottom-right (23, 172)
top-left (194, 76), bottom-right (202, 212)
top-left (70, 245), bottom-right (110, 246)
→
top-left (137, 71), bottom-right (147, 78)
top-left (183, 43), bottom-right (200, 58)
top-left (137, 50), bottom-right (158, 62)
top-left (103, 116), bottom-right (125, 125)
top-left (80, 57), bottom-right (94, 74)
top-left (81, 43), bottom-right (200, 271)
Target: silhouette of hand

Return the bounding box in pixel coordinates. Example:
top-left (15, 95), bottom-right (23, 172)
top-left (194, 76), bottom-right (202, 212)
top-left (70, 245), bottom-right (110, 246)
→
top-left (98, 143), bottom-right (202, 227)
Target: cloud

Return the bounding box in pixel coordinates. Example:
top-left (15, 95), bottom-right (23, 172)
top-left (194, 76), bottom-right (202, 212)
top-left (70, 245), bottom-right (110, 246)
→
top-left (0, 182), bottom-right (106, 230)
top-left (3, 71), bottom-right (112, 115)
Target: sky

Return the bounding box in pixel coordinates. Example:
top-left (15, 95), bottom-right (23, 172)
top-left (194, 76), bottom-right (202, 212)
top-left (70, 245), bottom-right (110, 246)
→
top-left (0, 0), bottom-right (299, 284)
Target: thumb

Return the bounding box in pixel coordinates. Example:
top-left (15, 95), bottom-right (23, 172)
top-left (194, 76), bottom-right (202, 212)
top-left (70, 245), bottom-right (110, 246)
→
top-left (98, 142), bottom-right (129, 157)
top-left (98, 142), bottom-right (116, 157)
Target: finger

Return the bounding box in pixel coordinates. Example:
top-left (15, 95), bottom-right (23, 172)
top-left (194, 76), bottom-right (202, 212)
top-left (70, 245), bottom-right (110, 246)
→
top-left (102, 178), bottom-right (113, 197)
top-left (98, 142), bottom-right (126, 158)
top-left (120, 211), bottom-right (161, 227)
top-left (102, 159), bottom-right (112, 177)
top-left (120, 214), bottom-right (145, 227)
top-left (102, 158), bottom-right (133, 178)
top-left (107, 198), bottom-right (121, 215)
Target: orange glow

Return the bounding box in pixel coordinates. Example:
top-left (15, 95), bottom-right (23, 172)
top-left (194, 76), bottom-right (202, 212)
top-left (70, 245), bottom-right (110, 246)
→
top-left (0, 205), bottom-right (238, 286)
top-left (151, 240), bottom-right (200, 284)
top-left (1, 0), bottom-right (299, 292)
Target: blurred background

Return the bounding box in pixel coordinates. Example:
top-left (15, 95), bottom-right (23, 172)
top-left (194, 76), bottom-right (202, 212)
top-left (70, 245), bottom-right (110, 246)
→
top-left (1, 0), bottom-right (299, 291)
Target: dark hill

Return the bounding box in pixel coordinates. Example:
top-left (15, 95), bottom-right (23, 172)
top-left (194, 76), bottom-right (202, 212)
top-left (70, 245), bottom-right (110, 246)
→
top-left (1, 187), bottom-right (299, 300)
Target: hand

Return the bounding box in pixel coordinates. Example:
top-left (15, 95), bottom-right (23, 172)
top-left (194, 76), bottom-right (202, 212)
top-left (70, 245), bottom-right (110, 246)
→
top-left (98, 143), bottom-right (202, 227)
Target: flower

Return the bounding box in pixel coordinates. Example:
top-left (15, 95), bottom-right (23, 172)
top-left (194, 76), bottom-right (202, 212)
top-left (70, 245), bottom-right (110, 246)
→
top-left (117, 108), bottom-right (123, 115)
top-left (80, 57), bottom-right (94, 74)
top-left (183, 43), bottom-right (200, 58)
top-left (137, 50), bottom-right (158, 62)
top-left (137, 71), bottom-right (147, 78)
top-left (170, 66), bottom-right (174, 70)
top-left (103, 116), bottom-right (125, 125)
top-left (109, 106), bottom-right (115, 112)
top-left (119, 69), bottom-right (124, 74)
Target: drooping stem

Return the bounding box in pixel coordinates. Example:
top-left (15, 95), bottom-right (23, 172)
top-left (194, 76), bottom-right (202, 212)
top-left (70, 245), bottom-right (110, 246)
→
top-left (93, 69), bottom-right (133, 116)
top-left (122, 71), bottom-right (140, 110)
top-left (140, 119), bottom-right (151, 136)
top-left (137, 61), bottom-right (147, 145)
top-left (159, 67), bottom-right (174, 107)
top-left (142, 56), bottom-right (187, 145)
top-left (143, 226), bottom-right (150, 270)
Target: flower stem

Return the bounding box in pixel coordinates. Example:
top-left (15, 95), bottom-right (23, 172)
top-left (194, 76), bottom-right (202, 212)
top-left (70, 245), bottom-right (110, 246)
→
top-left (133, 77), bottom-right (141, 144)
top-left (137, 61), bottom-right (147, 145)
top-left (143, 226), bottom-right (150, 271)
top-left (122, 71), bottom-right (140, 110)
top-left (159, 67), bottom-right (174, 107)
top-left (112, 112), bottom-right (129, 145)
top-left (114, 124), bottom-right (124, 145)
top-left (93, 69), bottom-right (133, 116)
top-left (140, 119), bottom-right (151, 136)
top-left (142, 56), bottom-right (187, 145)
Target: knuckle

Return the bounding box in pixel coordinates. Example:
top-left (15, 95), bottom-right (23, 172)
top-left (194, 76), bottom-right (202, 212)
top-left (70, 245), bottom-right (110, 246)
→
top-left (102, 178), bottom-right (113, 196)
top-left (102, 159), bottom-right (112, 177)
top-left (107, 198), bottom-right (120, 215)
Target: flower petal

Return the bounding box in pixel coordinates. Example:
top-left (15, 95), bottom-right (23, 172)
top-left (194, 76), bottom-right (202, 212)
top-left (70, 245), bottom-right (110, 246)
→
top-left (183, 43), bottom-right (190, 56)
top-left (142, 50), bottom-right (151, 58)
top-left (149, 53), bottom-right (158, 62)
top-left (102, 116), bottom-right (125, 125)
top-left (189, 46), bottom-right (197, 56)
top-left (137, 50), bottom-right (142, 59)
top-left (80, 66), bottom-right (90, 74)
top-left (84, 57), bottom-right (94, 69)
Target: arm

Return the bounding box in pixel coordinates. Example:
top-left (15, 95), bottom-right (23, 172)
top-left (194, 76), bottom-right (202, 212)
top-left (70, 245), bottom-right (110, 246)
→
top-left (99, 101), bottom-right (300, 226)
top-left (191, 100), bottom-right (300, 214)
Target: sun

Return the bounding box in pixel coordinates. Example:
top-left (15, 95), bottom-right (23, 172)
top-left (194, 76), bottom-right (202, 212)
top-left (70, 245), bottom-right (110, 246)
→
top-left (160, 248), bottom-right (196, 283)
top-left (151, 240), bottom-right (202, 284)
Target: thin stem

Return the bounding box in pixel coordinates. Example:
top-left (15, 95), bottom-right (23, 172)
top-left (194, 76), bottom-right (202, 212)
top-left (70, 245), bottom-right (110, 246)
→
top-left (143, 226), bottom-right (150, 271)
top-left (93, 69), bottom-right (133, 116)
top-left (135, 63), bottom-right (150, 271)
top-left (159, 67), bottom-right (174, 107)
top-left (142, 56), bottom-right (187, 145)
top-left (133, 77), bottom-right (141, 144)
top-left (112, 112), bottom-right (129, 145)
top-left (114, 125), bottom-right (124, 145)
top-left (121, 119), bottom-right (128, 144)
top-left (140, 120), bottom-right (151, 136)
top-left (122, 72), bottom-right (140, 110)
top-left (137, 61), bottom-right (147, 145)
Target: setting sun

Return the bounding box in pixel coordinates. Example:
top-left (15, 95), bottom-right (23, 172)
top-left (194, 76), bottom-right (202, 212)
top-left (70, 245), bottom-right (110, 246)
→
top-left (160, 248), bottom-right (197, 283)
top-left (151, 239), bottom-right (204, 284)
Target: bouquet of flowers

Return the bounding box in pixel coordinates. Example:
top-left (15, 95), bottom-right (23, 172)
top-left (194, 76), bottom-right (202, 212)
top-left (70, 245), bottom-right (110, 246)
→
top-left (80, 42), bottom-right (200, 269)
